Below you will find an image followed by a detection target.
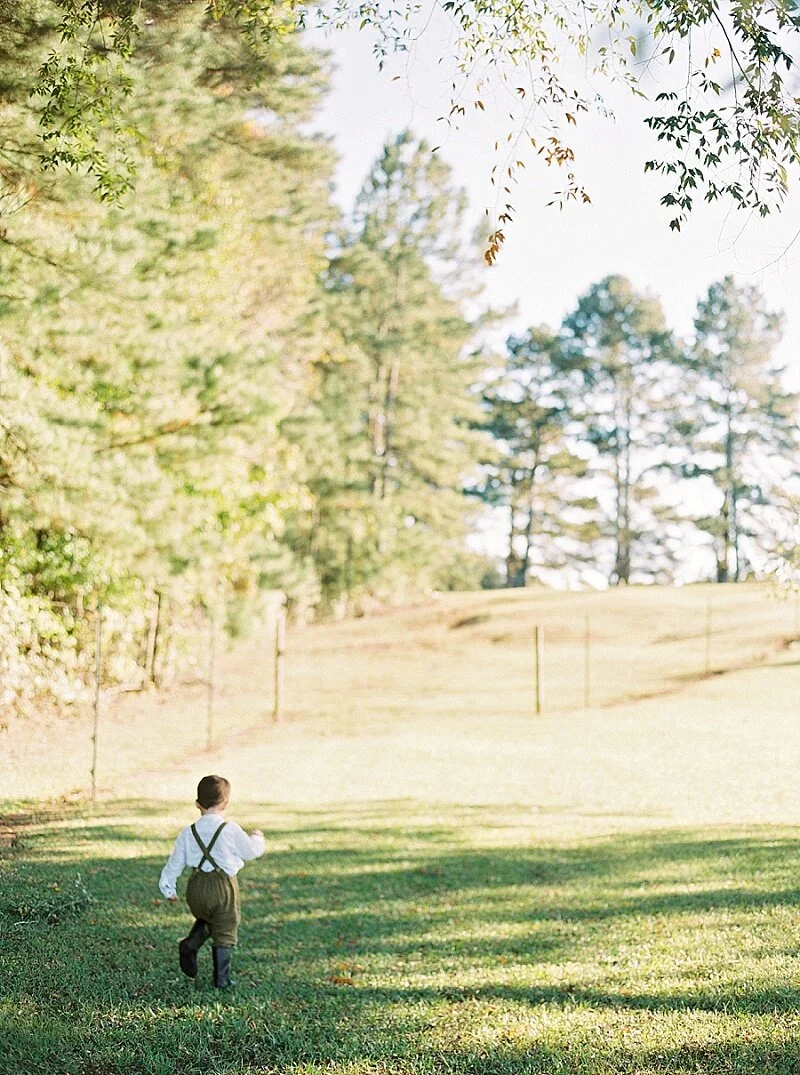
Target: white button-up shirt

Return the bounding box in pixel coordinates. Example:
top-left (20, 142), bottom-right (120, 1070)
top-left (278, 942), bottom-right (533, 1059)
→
top-left (158, 812), bottom-right (265, 900)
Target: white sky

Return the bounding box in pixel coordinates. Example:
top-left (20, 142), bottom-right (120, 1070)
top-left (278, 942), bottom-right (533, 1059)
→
top-left (307, 20), bottom-right (800, 384)
top-left (305, 17), bottom-right (800, 576)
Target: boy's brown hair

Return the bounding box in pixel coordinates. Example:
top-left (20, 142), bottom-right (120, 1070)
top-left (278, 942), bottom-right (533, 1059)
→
top-left (197, 774), bottom-right (230, 809)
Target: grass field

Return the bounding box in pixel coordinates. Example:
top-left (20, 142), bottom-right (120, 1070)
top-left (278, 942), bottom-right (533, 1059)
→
top-left (3, 583), bottom-right (798, 803)
top-left (3, 584), bottom-right (800, 1074)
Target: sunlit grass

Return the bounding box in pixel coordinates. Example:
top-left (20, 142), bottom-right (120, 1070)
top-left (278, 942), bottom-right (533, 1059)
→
top-left (4, 583), bottom-right (800, 1072)
top-left (4, 582), bottom-right (798, 802)
top-left (4, 802), bottom-right (800, 1074)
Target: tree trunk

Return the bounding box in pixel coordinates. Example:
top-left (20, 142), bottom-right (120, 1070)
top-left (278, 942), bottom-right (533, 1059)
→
top-left (519, 510), bottom-right (533, 586)
top-left (505, 501), bottom-right (523, 587)
top-left (369, 345), bottom-right (385, 497)
top-left (720, 401), bottom-right (735, 582)
top-left (728, 420), bottom-right (741, 582)
top-left (378, 355), bottom-right (400, 501)
top-left (519, 469), bottom-right (539, 587)
top-left (611, 378), bottom-right (632, 586)
top-left (715, 530), bottom-right (728, 583)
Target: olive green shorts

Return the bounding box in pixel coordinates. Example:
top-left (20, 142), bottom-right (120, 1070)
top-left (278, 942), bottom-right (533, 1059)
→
top-left (185, 869), bottom-right (240, 947)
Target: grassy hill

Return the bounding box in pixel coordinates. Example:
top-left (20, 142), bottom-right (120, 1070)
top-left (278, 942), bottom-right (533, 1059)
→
top-left (2, 582), bottom-right (798, 804)
top-left (3, 583), bottom-right (800, 1073)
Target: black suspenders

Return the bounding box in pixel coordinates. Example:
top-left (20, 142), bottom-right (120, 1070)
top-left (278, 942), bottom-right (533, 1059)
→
top-left (190, 822), bottom-right (227, 873)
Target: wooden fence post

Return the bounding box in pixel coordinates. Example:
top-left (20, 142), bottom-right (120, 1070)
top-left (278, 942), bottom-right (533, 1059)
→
top-left (206, 607), bottom-right (216, 752)
top-left (704, 592), bottom-right (712, 676)
top-left (91, 607), bottom-right (102, 802)
top-left (534, 625), bottom-right (544, 716)
top-left (273, 598), bottom-right (286, 723)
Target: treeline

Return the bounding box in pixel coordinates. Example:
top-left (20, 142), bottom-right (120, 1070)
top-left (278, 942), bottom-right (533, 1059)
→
top-left (481, 275), bottom-right (799, 589)
top-left (0, 5), bottom-right (484, 714)
top-left (0, 6), bottom-right (797, 719)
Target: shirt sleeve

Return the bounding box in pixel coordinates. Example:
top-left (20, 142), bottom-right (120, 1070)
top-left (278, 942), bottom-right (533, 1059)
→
top-left (230, 822), bottom-right (265, 862)
top-left (159, 831), bottom-right (188, 899)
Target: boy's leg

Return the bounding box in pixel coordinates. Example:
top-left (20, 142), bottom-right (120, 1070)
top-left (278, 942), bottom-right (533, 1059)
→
top-left (212, 945), bottom-right (233, 989)
top-left (186, 870), bottom-right (240, 987)
top-left (209, 874), bottom-right (240, 989)
top-left (183, 872), bottom-right (216, 979)
top-left (178, 918), bottom-right (210, 979)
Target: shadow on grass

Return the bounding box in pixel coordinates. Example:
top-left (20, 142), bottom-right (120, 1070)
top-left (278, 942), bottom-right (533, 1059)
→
top-left (3, 802), bottom-right (800, 1074)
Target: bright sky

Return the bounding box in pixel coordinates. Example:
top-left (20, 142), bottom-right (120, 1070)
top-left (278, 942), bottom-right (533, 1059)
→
top-left (308, 20), bottom-right (800, 385)
top-left (306, 17), bottom-right (800, 576)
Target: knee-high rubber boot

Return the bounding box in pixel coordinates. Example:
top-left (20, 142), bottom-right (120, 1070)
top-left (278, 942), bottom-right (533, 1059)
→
top-left (212, 945), bottom-right (234, 989)
top-left (178, 918), bottom-right (210, 978)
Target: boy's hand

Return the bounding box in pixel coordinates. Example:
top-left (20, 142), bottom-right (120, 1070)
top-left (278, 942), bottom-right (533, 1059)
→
top-left (250, 829), bottom-right (263, 839)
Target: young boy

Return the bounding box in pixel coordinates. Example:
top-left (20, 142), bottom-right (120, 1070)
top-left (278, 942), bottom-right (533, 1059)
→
top-left (159, 774), bottom-right (264, 988)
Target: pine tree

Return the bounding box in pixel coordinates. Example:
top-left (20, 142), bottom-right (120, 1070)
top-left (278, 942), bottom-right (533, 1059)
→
top-left (478, 326), bottom-right (598, 586)
top-left (287, 132), bottom-right (486, 607)
top-left (0, 7), bottom-right (337, 704)
top-left (558, 275), bottom-right (679, 585)
top-left (682, 276), bottom-right (799, 582)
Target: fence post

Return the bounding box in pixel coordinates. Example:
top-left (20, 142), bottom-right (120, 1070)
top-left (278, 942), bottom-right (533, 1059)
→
top-left (206, 606), bottom-right (217, 752)
top-left (145, 591), bottom-right (163, 686)
top-left (704, 591), bottom-right (713, 676)
top-left (583, 615), bottom-right (591, 709)
top-left (91, 607), bottom-right (102, 802)
top-left (534, 625), bottom-right (544, 716)
top-left (273, 598), bottom-right (286, 723)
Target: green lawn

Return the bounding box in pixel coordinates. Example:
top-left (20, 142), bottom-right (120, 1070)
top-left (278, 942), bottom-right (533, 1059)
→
top-left (3, 800), bottom-right (800, 1074)
top-left (4, 584), bottom-right (800, 1073)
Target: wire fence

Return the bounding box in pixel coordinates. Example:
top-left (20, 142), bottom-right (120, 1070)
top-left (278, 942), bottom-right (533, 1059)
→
top-left (2, 584), bottom-right (798, 801)
top-left (0, 590), bottom-right (287, 802)
top-left (527, 587), bottom-right (800, 715)
top-left (84, 593), bottom-right (288, 800)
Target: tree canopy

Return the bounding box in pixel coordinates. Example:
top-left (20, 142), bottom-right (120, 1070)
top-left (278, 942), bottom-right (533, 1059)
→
top-left (1, 1), bottom-right (798, 721)
top-left (9, 0), bottom-right (800, 257)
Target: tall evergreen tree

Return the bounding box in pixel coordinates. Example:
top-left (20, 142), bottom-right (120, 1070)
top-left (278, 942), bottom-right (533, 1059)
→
top-left (285, 132), bottom-right (486, 608)
top-left (14, 0), bottom-right (800, 248)
top-left (681, 276), bottom-right (798, 582)
top-left (0, 7), bottom-right (337, 706)
top-left (558, 275), bottom-right (679, 585)
top-left (478, 327), bottom-right (598, 586)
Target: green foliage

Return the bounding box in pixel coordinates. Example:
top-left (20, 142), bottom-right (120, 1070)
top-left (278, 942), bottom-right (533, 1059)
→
top-left (285, 132), bottom-right (487, 610)
top-left (0, 21), bottom-right (493, 714)
top-left (324, 0), bottom-right (800, 251)
top-left (557, 275), bottom-right (682, 585)
top-left (679, 275), bottom-right (799, 582)
top-left (477, 326), bottom-right (599, 586)
top-left (7, 0), bottom-right (800, 248)
top-left (2, 2), bottom-right (798, 717)
top-left (643, 1), bottom-right (800, 230)
top-left (0, 6), bottom-right (338, 707)
top-left (481, 274), bottom-right (799, 588)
